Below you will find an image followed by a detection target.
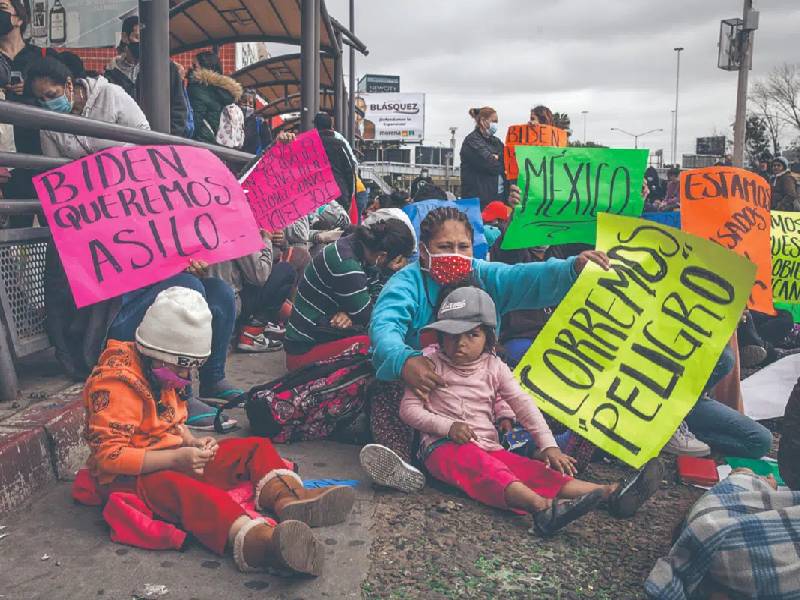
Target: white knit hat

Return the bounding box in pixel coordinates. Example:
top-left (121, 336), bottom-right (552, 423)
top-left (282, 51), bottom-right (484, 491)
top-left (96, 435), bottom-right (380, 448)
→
top-left (135, 287), bottom-right (212, 367)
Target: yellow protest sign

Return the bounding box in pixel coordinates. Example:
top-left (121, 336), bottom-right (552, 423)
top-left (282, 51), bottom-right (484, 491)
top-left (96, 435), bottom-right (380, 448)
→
top-left (515, 214), bottom-right (756, 468)
top-left (771, 211), bottom-right (800, 305)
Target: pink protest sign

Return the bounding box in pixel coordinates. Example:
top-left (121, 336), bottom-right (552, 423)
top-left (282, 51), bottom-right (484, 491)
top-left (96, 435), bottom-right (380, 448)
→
top-left (33, 145), bottom-right (263, 308)
top-left (241, 129), bottom-right (341, 232)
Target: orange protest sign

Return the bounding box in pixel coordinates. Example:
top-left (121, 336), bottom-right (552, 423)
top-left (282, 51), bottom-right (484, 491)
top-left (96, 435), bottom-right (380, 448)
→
top-left (504, 123), bottom-right (568, 180)
top-left (680, 166), bottom-right (775, 314)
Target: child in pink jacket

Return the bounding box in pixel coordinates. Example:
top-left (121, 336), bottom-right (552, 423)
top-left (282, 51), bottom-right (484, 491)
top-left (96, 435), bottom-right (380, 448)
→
top-left (399, 285), bottom-right (663, 536)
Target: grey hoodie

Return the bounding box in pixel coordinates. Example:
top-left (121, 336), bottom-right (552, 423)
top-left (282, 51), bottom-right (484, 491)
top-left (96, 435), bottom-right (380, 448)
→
top-left (40, 75), bottom-right (150, 160)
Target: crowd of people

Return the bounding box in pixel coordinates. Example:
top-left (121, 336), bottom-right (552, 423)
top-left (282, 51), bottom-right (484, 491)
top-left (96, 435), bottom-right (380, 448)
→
top-left (1, 1), bottom-right (800, 592)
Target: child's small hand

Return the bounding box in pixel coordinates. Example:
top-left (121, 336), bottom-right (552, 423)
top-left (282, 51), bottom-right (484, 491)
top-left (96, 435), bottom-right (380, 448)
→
top-left (176, 446), bottom-right (214, 476)
top-left (448, 422), bottom-right (477, 445)
top-left (194, 436), bottom-right (219, 455)
top-left (539, 447), bottom-right (577, 476)
top-left (497, 418), bottom-right (514, 434)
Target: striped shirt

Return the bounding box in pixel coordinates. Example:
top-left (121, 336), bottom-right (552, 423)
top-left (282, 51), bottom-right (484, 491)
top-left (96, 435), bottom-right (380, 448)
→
top-left (285, 235), bottom-right (372, 354)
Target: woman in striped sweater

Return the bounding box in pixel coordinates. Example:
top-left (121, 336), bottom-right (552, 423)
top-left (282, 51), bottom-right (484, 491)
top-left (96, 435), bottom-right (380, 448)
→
top-left (284, 218), bottom-right (415, 370)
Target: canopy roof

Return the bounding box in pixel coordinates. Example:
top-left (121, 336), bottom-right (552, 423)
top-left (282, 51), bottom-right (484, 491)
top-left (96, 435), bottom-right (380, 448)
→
top-left (232, 52), bottom-right (334, 104)
top-left (169, 0), bottom-right (336, 54)
top-left (257, 91), bottom-right (334, 118)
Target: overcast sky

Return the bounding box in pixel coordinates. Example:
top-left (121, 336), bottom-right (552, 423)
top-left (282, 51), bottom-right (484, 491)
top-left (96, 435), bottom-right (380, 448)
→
top-left (323, 0), bottom-right (799, 162)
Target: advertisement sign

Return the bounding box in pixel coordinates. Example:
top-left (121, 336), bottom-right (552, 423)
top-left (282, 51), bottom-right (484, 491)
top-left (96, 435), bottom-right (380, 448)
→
top-left (355, 93), bottom-right (425, 142)
top-left (27, 0), bottom-right (137, 48)
top-left (357, 74), bottom-right (401, 93)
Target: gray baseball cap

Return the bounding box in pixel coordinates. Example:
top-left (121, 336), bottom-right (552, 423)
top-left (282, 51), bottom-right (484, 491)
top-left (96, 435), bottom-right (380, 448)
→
top-left (423, 286), bottom-right (497, 335)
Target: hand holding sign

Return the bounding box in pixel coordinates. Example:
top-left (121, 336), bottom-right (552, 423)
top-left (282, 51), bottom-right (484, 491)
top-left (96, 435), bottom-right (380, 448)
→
top-left (515, 214), bottom-right (755, 468)
top-left (502, 146), bottom-right (648, 249)
top-left (33, 145), bottom-right (263, 308)
top-left (240, 130), bottom-right (340, 232)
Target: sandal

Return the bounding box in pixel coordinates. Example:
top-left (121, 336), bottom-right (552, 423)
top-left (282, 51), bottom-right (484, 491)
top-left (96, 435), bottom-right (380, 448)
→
top-left (607, 458), bottom-right (664, 518)
top-left (532, 489), bottom-right (604, 537)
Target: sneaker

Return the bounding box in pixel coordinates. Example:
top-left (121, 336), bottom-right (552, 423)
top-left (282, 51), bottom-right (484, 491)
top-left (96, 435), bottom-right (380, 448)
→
top-left (263, 321), bottom-right (286, 338)
top-left (740, 344), bottom-right (767, 368)
top-left (359, 444), bottom-right (426, 493)
top-left (662, 421), bottom-right (711, 457)
top-left (238, 330), bottom-right (284, 353)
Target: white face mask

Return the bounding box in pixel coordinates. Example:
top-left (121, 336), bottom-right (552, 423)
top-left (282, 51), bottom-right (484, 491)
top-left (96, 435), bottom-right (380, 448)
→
top-left (488, 122), bottom-right (498, 136)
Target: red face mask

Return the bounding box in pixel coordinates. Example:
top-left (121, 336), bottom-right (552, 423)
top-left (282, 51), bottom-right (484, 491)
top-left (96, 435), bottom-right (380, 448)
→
top-left (422, 244), bottom-right (473, 286)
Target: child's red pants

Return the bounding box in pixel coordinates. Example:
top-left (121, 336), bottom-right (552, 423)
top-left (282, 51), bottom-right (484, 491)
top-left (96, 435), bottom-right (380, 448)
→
top-left (100, 437), bottom-right (285, 555)
top-left (425, 442), bottom-right (571, 511)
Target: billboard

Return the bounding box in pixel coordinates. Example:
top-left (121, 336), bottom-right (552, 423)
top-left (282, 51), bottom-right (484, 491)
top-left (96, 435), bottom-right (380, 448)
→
top-left (696, 136), bottom-right (726, 156)
top-left (357, 74), bottom-right (400, 93)
top-left (355, 93), bottom-right (425, 143)
top-left (26, 0), bottom-right (137, 48)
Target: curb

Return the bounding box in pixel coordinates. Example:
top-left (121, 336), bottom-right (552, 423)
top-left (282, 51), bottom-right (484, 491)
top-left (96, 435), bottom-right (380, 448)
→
top-left (0, 391), bottom-right (87, 516)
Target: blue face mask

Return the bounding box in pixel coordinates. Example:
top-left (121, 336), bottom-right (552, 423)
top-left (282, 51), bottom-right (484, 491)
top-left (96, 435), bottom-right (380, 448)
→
top-left (488, 122), bottom-right (499, 136)
top-left (41, 94), bottom-right (73, 113)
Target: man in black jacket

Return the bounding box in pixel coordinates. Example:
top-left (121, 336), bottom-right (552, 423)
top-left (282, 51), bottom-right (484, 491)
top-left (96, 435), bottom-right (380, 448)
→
top-left (105, 15), bottom-right (187, 137)
top-left (314, 112), bottom-right (355, 212)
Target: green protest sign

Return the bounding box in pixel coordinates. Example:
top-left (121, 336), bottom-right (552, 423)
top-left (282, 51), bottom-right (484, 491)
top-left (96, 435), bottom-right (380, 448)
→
top-left (501, 146), bottom-right (648, 249)
top-left (514, 214), bottom-right (756, 468)
top-left (775, 302), bottom-right (800, 323)
top-left (771, 211), bottom-right (800, 306)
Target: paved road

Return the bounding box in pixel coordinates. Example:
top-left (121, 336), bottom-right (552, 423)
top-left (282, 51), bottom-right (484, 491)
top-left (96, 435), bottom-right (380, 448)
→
top-left (1, 352), bottom-right (376, 600)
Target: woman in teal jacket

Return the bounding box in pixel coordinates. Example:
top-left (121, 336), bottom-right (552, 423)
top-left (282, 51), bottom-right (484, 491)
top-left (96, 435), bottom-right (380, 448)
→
top-left (360, 206), bottom-right (609, 492)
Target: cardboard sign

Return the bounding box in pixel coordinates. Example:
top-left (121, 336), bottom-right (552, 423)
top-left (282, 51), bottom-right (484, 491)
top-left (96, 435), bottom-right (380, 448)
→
top-left (240, 130), bottom-right (341, 232)
top-left (515, 214), bottom-right (755, 468)
top-left (501, 146), bottom-right (648, 249)
top-left (771, 211), bottom-right (800, 305)
top-left (504, 123), bottom-right (568, 180)
top-left (33, 145), bottom-right (263, 308)
top-left (680, 166), bottom-right (774, 314)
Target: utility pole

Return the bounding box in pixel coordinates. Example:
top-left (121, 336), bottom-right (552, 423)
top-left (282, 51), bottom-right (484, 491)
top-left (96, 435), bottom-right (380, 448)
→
top-left (347, 0), bottom-right (356, 145)
top-left (732, 0), bottom-right (757, 167)
top-left (669, 110), bottom-right (675, 165)
top-left (581, 110), bottom-right (588, 143)
top-left (448, 127), bottom-right (457, 192)
top-left (672, 47), bottom-right (684, 167)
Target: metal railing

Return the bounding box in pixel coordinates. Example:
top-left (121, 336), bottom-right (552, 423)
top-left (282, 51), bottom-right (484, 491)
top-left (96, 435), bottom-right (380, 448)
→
top-left (0, 101), bottom-right (256, 168)
top-left (0, 100), bottom-right (257, 400)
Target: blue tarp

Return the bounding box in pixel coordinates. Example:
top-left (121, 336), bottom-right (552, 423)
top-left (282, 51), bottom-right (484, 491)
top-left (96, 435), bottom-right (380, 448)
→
top-left (642, 211), bottom-right (681, 229)
top-left (403, 198), bottom-right (488, 259)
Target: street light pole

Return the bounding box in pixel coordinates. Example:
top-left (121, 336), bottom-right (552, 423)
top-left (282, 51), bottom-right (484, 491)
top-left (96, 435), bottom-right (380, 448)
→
top-left (732, 0), bottom-right (757, 167)
top-left (673, 47), bottom-right (684, 167)
top-left (581, 110), bottom-right (588, 143)
top-left (669, 110), bottom-right (675, 165)
top-left (448, 127), bottom-right (457, 193)
top-left (610, 127), bottom-right (663, 149)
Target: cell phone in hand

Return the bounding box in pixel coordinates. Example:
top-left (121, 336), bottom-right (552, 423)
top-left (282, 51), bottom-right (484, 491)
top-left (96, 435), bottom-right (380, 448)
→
top-left (9, 71), bottom-right (22, 86)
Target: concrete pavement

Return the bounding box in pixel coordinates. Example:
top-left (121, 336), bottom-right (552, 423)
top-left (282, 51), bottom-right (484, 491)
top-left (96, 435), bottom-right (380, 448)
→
top-left (0, 350), bottom-right (377, 600)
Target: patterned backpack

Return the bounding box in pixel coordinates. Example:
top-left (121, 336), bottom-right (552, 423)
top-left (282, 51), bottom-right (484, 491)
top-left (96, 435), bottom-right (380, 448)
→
top-left (214, 342), bottom-right (372, 442)
top-left (214, 103), bottom-right (245, 148)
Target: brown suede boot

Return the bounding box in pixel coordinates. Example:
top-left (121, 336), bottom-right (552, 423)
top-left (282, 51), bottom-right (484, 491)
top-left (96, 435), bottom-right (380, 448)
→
top-left (256, 469), bottom-right (355, 527)
top-left (233, 519), bottom-right (323, 577)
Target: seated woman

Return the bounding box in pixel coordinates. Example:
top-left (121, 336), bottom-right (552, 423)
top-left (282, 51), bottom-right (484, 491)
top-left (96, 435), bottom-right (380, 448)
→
top-left (84, 287), bottom-right (354, 576)
top-left (284, 218), bottom-right (415, 371)
top-left (361, 206), bottom-right (610, 489)
top-left (399, 284), bottom-right (663, 536)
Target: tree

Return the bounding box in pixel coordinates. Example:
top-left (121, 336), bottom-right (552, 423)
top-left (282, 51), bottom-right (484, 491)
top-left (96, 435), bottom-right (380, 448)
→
top-left (744, 114), bottom-right (771, 167)
top-left (750, 81), bottom-right (784, 155)
top-left (552, 112), bottom-right (571, 133)
top-left (751, 63), bottom-right (800, 137)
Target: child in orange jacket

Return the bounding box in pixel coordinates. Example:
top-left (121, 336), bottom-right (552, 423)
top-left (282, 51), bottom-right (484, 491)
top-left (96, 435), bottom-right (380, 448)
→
top-left (83, 286), bottom-right (354, 576)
